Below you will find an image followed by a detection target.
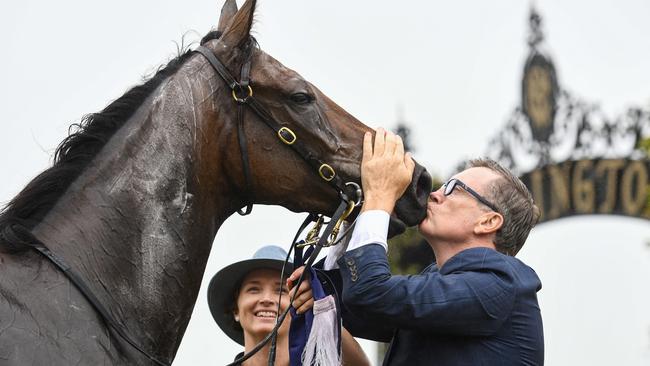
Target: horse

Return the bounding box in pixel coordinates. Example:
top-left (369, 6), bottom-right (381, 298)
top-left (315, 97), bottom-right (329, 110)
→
top-left (0, 0), bottom-right (431, 364)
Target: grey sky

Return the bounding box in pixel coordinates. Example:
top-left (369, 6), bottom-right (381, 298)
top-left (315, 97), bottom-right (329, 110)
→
top-left (2, 1), bottom-right (650, 365)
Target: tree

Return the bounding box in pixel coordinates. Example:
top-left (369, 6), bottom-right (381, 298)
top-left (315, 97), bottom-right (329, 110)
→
top-left (387, 177), bottom-right (442, 275)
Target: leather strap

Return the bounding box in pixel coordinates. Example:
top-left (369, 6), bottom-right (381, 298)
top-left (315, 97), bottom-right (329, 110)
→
top-left (235, 50), bottom-right (254, 215)
top-left (195, 45), bottom-right (357, 208)
top-left (195, 46), bottom-right (239, 89)
top-left (236, 100), bottom-right (254, 215)
top-left (5, 224), bottom-right (170, 366)
top-left (226, 200), bottom-right (350, 366)
top-left (4, 41), bottom-right (361, 366)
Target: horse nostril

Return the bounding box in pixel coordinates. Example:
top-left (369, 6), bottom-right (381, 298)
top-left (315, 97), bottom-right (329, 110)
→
top-left (414, 168), bottom-right (433, 203)
top-left (392, 162), bottom-right (432, 228)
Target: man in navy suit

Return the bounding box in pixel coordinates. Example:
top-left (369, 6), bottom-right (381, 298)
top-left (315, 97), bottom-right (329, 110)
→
top-left (328, 128), bottom-right (544, 365)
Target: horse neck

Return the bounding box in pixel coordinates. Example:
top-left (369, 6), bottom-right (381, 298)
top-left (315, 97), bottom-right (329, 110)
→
top-left (31, 54), bottom-right (241, 360)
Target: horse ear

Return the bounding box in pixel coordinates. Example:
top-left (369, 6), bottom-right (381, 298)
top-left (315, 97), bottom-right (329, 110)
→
top-left (221, 0), bottom-right (257, 48)
top-left (217, 0), bottom-right (238, 33)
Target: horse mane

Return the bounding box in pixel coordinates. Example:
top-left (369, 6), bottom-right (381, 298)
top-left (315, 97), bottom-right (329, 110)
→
top-left (0, 32), bottom-right (224, 253)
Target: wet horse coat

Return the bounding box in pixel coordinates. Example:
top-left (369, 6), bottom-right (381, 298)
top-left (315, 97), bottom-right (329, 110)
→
top-left (0, 1), bottom-right (431, 364)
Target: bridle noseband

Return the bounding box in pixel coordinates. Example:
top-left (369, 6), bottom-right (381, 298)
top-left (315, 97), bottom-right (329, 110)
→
top-left (195, 41), bottom-right (365, 366)
top-left (194, 43), bottom-right (362, 214)
top-left (7, 40), bottom-right (364, 366)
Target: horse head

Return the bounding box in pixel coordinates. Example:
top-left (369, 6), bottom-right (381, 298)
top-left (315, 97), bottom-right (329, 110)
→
top-left (0, 1), bottom-right (432, 364)
top-left (201, 0), bottom-right (432, 232)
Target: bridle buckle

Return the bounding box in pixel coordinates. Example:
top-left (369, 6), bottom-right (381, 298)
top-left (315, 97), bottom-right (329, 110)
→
top-left (232, 84), bottom-right (253, 103)
top-left (278, 127), bottom-right (297, 145)
top-left (296, 216), bottom-right (324, 248)
top-left (318, 164), bottom-right (336, 182)
top-left (327, 200), bottom-right (356, 246)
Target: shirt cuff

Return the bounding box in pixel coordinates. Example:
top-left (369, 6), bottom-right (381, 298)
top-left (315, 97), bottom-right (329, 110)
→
top-left (347, 210), bottom-right (390, 253)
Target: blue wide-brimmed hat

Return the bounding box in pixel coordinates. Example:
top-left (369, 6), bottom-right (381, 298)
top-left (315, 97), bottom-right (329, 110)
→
top-left (207, 245), bottom-right (293, 345)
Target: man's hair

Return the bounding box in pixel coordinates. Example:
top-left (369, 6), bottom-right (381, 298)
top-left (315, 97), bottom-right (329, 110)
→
top-left (468, 158), bottom-right (540, 255)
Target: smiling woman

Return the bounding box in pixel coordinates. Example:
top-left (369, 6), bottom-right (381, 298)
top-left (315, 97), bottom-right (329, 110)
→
top-left (235, 269), bottom-right (292, 345)
top-left (5, 0), bottom-right (650, 365)
top-left (0, 0), bottom-right (434, 363)
top-left (207, 246), bottom-right (294, 364)
top-left (207, 245), bottom-right (370, 366)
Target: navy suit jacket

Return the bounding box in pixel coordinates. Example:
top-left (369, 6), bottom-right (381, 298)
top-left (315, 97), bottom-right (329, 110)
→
top-left (336, 244), bottom-right (544, 365)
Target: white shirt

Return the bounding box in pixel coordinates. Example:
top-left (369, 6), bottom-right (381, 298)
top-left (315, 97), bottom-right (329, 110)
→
top-left (347, 210), bottom-right (390, 252)
top-left (323, 210), bottom-right (389, 270)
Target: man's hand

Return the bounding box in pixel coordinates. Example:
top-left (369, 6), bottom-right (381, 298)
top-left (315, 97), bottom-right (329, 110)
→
top-left (360, 128), bottom-right (415, 214)
top-left (286, 266), bottom-right (314, 314)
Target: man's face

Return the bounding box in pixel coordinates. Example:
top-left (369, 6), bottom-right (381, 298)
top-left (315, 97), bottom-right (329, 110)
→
top-left (418, 167), bottom-right (500, 244)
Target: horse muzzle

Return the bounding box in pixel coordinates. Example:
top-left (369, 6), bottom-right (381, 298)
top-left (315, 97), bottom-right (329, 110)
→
top-left (389, 161), bottom-right (432, 237)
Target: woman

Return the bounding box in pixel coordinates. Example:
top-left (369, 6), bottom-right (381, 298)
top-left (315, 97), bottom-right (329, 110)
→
top-left (208, 245), bottom-right (370, 366)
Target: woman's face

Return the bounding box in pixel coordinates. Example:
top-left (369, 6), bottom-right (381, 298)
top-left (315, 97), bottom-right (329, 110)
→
top-left (234, 268), bottom-right (291, 344)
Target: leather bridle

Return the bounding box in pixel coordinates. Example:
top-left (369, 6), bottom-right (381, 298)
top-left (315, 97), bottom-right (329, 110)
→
top-left (194, 42), bottom-right (362, 215)
top-left (195, 41), bottom-right (363, 366)
top-left (6, 39), bottom-right (363, 366)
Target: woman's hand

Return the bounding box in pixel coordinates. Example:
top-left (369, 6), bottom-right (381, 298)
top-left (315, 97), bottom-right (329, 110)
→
top-left (286, 266), bottom-right (314, 314)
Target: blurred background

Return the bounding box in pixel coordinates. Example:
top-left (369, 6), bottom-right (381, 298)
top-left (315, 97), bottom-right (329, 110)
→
top-left (1, 0), bottom-right (649, 365)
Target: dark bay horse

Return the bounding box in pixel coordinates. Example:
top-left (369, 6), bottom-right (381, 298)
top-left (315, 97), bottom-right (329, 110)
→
top-left (0, 0), bottom-right (431, 364)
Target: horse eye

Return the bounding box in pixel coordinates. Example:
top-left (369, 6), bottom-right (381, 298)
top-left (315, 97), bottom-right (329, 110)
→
top-left (289, 92), bottom-right (313, 105)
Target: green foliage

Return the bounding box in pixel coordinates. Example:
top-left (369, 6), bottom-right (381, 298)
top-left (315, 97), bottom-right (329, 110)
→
top-left (387, 226), bottom-right (433, 274)
top-left (643, 186), bottom-right (650, 219)
top-left (386, 176), bottom-right (443, 275)
top-left (638, 137), bottom-right (650, 157)
top-left (636, 139), bottom-right (650, 249)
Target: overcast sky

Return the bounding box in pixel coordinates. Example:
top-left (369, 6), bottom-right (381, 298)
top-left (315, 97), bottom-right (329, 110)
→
top-left (2, 1), bottom-right (650, 365)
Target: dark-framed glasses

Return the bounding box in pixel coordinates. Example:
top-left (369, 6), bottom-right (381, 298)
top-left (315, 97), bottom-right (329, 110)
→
top-left (442, 178), bottom-right (499, 213)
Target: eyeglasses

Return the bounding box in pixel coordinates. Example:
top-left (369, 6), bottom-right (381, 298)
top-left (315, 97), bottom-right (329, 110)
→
top-left (441, 178), bottom-right (499, 213)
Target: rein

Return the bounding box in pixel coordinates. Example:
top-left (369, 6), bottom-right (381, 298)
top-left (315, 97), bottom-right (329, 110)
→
top-left (195, 42), bottom-right (363, 365)
top-left (226, 200), bottom-right (355, 366)
top-left (4, 40), bottom-right (363, 366)
top-left (2, 224), bottom-right (170, 366)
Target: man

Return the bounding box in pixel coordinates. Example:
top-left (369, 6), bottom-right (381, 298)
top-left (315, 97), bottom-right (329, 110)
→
top-left (326, 128), bottom-right (544, 365)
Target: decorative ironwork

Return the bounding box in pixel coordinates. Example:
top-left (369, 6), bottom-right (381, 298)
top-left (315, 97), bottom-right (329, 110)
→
top-left (521, 53), bottom-right (559, 144)
top-left (395, 106), bottom-right (416, 152)
top-left (485, 6), bottom-right (650, 176)
top-left (527, 6), bottom-right (544, 50)
top-left (488, 90), bottom-right (650, 176)
top-left (395, 123), bottom-right (414, 153)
